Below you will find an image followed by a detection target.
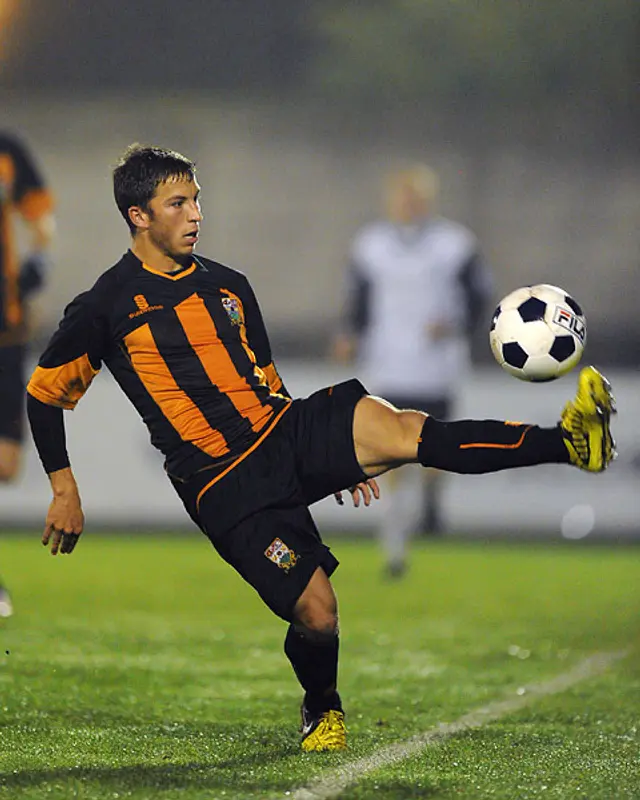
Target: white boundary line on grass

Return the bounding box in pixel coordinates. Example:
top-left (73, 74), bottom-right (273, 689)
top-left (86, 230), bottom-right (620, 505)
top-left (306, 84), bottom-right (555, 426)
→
top-left (292, 650), bottom-right (627, 800)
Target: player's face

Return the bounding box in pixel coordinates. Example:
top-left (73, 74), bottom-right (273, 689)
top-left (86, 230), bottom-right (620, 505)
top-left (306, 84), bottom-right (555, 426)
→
top-left (387, 181), bottom-right (429, 224)
top-left (145, 176), bottom-right (202, 261)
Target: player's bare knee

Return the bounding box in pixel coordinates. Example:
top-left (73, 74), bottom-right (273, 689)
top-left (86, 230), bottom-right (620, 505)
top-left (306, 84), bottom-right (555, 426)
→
top-left (292, 566), bottom-right (338, 634)
top-left (293, 593), bottom-right (338, 638)
top-left (354, 397), bottom-right (425, 468)
top-left (382, 408), bottom-right (426, 462)
top-left (397, 409), bottom-right (427, 452)
top-left (294, 599), bottom-right (338, 635)
top-left (293, 611), bottom-right (339, 642)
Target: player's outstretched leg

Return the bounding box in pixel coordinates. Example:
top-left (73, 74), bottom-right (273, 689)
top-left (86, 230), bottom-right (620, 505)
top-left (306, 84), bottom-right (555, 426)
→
top-left (416, 366), bottom-right (616, 475)
top-left (352, 366), bottom-right (616, 477)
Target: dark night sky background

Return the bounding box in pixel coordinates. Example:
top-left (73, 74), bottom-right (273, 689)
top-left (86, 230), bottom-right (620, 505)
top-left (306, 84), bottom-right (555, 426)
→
top-left (4, 1), bottom-right (313, 92)
top-left (4, 0), bottom-right (638, 130)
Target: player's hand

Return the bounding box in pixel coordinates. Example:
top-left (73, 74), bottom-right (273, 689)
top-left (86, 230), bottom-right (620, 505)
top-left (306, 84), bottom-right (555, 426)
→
top-left (334, 478), bottom-right (380, 508)
top-left (18, 252), bottom-right (50, 300)
top-left (331, 333), bottom-right (356, 364)
top-left (425, 320), bottom-right (454, 341)
top-left (42, 493), bottom-right (84, 555)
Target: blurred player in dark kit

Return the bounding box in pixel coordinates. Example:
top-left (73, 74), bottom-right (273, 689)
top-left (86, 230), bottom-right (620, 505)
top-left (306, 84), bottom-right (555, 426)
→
top-left (0, 131), bottom-right (55, 617)
top-left (27, 145), bottom-right (615, 751)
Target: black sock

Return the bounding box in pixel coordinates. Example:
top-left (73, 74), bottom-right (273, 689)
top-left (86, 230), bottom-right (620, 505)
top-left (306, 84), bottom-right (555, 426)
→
top-left (417, 417), bottom-right (570, 473)
top-left (284, 624), bottom-right (342, 714)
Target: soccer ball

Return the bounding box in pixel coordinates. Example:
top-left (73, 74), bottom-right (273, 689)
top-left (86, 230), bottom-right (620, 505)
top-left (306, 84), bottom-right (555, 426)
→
top-left (489, 284), bottom-right (586, 381)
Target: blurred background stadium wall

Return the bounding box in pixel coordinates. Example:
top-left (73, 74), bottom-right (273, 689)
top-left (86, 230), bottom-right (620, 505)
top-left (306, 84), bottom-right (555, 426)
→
top-left (3, 95), bottom-right (640, 363)
top-left (1, 0), bottom-right (638, 537)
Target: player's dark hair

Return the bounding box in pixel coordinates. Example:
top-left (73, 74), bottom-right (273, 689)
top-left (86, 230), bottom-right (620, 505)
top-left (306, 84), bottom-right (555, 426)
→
top-left (113, 144), bottom-right (196, 234)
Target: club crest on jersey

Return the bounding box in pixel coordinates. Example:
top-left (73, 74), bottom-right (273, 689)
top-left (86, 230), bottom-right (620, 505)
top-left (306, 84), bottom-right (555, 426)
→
top-left (221, 296), bottom-right (242, 326)
top-left (265, 538), bottom-right (297, 571)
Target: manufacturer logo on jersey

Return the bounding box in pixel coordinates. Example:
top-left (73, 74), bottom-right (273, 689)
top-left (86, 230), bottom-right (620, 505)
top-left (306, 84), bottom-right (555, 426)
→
top-left (221, 296), bottom-right (242, 326)
top-left (129, 294), bottom-right (164, 319)
top-left (265, 538), bottom-right (298, 571)
top-left (554, 307), bottom-right (586, 343)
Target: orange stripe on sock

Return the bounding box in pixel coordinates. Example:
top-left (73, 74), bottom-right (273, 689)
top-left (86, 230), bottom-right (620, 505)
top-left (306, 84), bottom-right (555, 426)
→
top-left (459, 425), bottom-right (532, 450)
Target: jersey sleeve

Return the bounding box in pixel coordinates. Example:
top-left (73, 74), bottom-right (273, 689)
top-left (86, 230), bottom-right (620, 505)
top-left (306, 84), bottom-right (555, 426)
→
top-left (26, 290), bottom-right (105, 409)
top-left (4, 134), bottom-right (54, 221)
top-left (240, 276), bottom-right (290, 398)
top-left (27, 394), bottom-right (70, 474)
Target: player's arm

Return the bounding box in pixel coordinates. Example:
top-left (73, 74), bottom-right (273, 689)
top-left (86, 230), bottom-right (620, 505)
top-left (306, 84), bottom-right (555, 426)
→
top-left (240, 277), bottom-right (291, 398)
top-left (18, 214), bottom-right (56, 299)
top-left (27, 397), bottom-right (83, 555)
top-left (332, 258), bottom-right (370, 363)
top-left (26, 291), bottom-right (104, 555)
top-left (459, 249), bottom-right (493, 335)
top-left (9, 135), bottom-right (56, 299)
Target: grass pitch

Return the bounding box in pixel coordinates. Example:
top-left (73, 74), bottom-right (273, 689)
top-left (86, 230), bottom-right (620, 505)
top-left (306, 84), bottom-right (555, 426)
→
top-left (0, 532), bottom-right (638, 799)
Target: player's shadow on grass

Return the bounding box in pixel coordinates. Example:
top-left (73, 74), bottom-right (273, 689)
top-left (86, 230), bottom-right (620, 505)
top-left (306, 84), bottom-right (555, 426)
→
top-left (346, 780), bottom-right (443, 797)
top-left (1, 718), bottom-right (310, 793)
top-left (1, 754), bottom-right (296, 794)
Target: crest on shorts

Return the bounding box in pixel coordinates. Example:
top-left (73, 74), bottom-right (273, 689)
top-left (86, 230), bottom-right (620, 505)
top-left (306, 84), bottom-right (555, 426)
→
top-left (221, 296), bottom-right (242, 326)
top-left (265, 538), bottom-right (297, 571)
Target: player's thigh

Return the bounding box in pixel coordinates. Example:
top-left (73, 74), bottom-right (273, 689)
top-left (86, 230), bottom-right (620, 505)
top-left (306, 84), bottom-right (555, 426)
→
top-left (352, 395), bottom-right (426, 475)
top-left (203, 505), bottom-right (339, 623)
top-left (0, 345), bottom-right (25, 480)
top-left (289, 380), bottom-right (370, 505)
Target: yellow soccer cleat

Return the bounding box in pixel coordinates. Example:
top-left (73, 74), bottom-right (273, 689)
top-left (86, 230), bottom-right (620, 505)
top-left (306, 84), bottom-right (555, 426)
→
top-left (300, 708), bottom-right (347, 752)
top-left (561, 366), bottom-right (617, 472)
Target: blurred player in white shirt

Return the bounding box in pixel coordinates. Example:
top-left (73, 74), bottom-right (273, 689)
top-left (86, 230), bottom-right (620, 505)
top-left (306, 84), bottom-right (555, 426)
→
top-left (334, 164), bottom-right (493, 576)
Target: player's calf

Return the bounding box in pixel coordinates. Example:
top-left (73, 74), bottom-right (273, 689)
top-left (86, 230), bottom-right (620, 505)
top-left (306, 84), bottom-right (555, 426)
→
top-left (287, 569), bottom-right (343, 749)
top-left (417, 417), bottom-right (569, 473)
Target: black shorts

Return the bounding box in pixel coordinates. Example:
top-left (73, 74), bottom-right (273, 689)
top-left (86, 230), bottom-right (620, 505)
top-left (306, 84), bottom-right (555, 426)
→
top-left (0, 345), bottom-right (26, 442)
top-left (382, 393), bottom-right (452, 421)
top-left (172, 379), bottom-right (369, 621)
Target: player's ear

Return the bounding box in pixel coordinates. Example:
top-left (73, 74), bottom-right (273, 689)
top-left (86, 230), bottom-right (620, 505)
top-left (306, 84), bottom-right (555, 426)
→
top-left (128, 205), bottom-right (150, 232)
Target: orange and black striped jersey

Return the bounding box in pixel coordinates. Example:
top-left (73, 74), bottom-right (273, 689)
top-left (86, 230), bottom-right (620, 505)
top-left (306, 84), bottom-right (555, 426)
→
top-left (27, 251), bottom-right (291, 478)
top-left (0, 132), bottom-right (54, 334)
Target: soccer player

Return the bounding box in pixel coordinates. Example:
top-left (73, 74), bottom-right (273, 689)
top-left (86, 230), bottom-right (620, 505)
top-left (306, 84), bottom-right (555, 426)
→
top-left (26, 144), bottom-right (615, 752)
top-left (334, 163), bottom-right (493, 576)
top-left (0, 131), bottom-right (55, 618)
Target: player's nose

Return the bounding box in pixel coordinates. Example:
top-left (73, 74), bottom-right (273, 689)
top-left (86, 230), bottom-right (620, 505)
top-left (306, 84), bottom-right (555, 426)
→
top-left (188, 200), bottom-right (203, 221)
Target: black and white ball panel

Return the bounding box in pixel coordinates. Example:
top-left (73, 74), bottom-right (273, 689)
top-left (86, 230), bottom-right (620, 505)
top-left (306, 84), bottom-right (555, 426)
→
top-left (489, 284), bottom-right (586, 381)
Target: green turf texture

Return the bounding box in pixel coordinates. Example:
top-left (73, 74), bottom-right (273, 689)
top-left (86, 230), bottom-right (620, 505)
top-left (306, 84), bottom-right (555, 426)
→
top-left (0, 532), bottom-right (638, 799)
